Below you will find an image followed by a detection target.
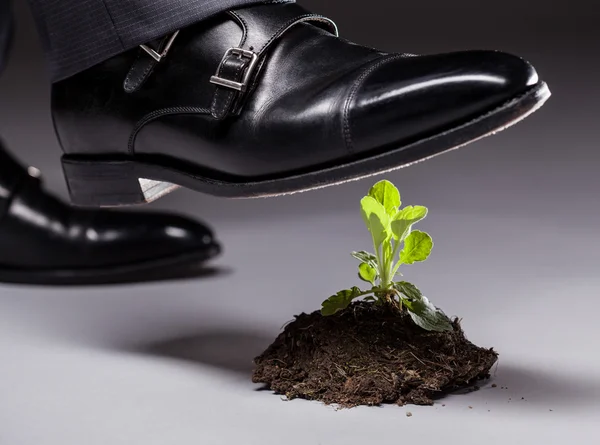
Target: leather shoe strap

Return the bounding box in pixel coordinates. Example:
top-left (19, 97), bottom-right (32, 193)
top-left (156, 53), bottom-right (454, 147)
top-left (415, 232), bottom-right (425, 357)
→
top-left (124, 32), bottom-right (180, 94)
top-left (123, 2), bottom-right (338, 119)
top-left (209, 3), bottom-right (338, 120)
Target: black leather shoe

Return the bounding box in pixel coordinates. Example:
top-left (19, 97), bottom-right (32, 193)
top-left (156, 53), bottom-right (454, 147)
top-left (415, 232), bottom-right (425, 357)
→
top-left (0, 141), bottom-right (220, 285)
top-left (54, 2), bottom-right (550, 207)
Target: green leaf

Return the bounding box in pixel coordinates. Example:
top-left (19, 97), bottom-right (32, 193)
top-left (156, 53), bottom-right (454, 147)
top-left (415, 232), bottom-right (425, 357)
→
top-left (394, 281), bottom-right (423, 301)
top-left (390, 205), bottom-right (428, 241)
top-left (360, 196), bottom-right (390, 247)
top-left (368, 180), bottom-right (401, 216)
top-left (358, 263), bottom-right (378, 284)
top-left (360, 196), bottom-right (379, 227)
top-left (399, 230), bottom-right (433, 265)
top-left (370, 213), bottom-right (388, 247)
top-left (351, 251), bottom-right (378, 269)
top-left (402, 296), bottom-right (453, 332)
top-left (321, 287), bottom-right (365, 316)
top-left (394, 281), bottom-right (452, 332)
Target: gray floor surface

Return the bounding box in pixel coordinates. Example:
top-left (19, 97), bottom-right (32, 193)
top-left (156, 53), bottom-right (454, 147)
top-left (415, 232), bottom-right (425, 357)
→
top-left (0, 2), bottom-right (598, 444)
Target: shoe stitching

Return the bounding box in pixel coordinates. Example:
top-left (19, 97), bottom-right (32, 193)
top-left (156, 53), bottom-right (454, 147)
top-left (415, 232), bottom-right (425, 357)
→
top-left (228, 10), bottom-right (249, 47)
top-left (343, 54), bottom-right (406, 155)
top-left (124, 51), bottom-right (157, 93)
top-left (258, 15), bottom-right (337, 54)
top-left (128, 107), bottom-right (211, 155)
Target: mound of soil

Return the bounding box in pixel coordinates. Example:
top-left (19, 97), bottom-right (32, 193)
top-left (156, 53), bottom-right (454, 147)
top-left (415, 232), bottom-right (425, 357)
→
top-left (253, 302), bottom-right (498, 407)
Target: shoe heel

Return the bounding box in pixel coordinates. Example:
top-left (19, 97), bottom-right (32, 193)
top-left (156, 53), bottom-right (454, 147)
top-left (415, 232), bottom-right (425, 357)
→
top-left (61, 157), bottom-right (177, 207)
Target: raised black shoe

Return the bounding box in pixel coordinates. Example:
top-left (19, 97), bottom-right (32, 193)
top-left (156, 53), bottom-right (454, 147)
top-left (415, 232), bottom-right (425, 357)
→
top-left (54, 1), bottom-right (551, 207)
top-left (0, 140), bottom-right (220, 285)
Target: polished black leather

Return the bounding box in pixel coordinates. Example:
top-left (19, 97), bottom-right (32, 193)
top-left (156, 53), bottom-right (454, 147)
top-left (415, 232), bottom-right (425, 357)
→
top-left (52, 2), bottom-right (539, 181)
top-left (0, 143), bottom-right (216, 270)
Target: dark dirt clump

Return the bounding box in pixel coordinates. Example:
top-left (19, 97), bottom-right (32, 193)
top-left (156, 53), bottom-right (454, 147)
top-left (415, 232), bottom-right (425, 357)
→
top-left (252, 302), bottom-right (498, 407)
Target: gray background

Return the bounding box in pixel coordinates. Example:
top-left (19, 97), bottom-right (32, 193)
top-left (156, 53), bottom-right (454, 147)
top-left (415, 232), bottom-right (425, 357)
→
top-left (0, 1), bottom-right (598, 444)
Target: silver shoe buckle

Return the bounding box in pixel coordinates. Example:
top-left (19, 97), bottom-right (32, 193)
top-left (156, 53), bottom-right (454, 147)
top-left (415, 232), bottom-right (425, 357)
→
top-left (209, 48), bottom-right (259, 92)
top-left (139, 30), bottom-right (180, 62)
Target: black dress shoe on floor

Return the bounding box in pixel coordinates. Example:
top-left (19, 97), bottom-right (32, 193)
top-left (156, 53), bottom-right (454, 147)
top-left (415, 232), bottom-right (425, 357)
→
top-left (0, 141), bottom-right (220, 285)
top-left (54, 2), bottom-right (550, 207)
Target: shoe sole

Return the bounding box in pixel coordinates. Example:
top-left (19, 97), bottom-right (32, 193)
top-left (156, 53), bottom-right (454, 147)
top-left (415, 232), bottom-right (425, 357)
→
top-left (61, 81), bottom-right (551, 207)
top-left (0, 243), bottom-right (221, 286)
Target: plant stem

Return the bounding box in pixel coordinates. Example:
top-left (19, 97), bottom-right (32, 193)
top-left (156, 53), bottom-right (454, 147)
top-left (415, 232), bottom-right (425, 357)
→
top-left (356, 289), bottom-right (377, 299)
top-left (380, 255), bottom-right (388, 288)
top-left (389, 238), bottom-right (402, 281)
top-left (372, 237), bottom-right (384, 286)
top-left (379, 239), bottom-right (398, 289)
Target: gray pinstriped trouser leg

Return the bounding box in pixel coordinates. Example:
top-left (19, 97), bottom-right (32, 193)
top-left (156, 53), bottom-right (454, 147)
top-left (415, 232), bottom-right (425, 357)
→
top-left (23, 0), bottom-right (294, 83)
top-left (0, 0), bottom-right (12, 75)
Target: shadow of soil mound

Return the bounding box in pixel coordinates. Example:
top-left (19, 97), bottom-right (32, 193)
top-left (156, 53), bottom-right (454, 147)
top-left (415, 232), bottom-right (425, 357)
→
top-left (253, 302), bottom-right (497, 407)
top-left (137, 330), bottom-right (273, 376)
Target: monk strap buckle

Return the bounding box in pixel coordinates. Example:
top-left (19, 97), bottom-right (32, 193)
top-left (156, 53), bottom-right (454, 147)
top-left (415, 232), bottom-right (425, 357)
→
top-left (210, 48), bottom-right (259, 92)
top-left (140, 31), bottom-right (180, 62)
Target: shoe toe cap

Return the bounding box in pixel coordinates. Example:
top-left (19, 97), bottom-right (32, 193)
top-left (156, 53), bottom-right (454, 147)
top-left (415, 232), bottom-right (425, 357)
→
top-left (90, 211), bottom-right (220, 265)
top-left (348, 50), bottom-right (541, 154)
top-left (139, 213), bottom-right (220, 259)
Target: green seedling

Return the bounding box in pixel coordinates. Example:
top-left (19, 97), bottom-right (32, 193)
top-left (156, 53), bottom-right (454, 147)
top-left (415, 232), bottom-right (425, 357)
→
top-left (321, 180), bottom-right (453, 332)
